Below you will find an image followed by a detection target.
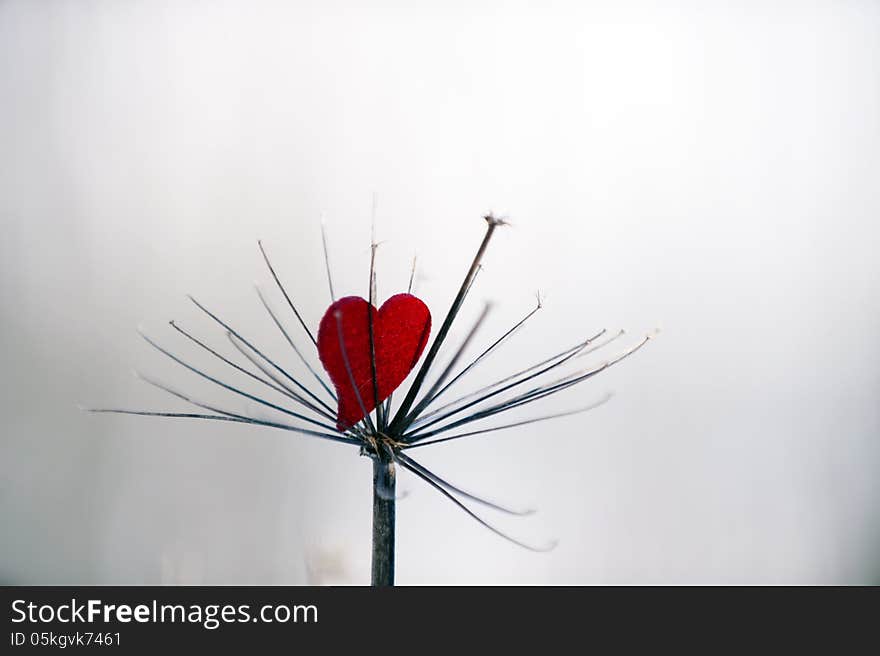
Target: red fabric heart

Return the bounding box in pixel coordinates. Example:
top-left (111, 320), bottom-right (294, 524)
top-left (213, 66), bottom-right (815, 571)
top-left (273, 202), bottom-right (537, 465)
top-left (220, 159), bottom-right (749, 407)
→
top-left (317, 293), bottom-right (431, 431)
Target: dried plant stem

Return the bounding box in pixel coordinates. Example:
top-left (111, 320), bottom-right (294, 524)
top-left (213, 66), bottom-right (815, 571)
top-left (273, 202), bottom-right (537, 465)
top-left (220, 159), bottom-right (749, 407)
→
top-left (371, 457), bottom-right (396, 586)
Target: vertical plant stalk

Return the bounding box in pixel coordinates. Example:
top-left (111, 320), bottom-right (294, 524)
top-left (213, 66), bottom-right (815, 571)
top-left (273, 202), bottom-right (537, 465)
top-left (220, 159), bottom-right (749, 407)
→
top-left (371, 457), bottom-right (396, 586)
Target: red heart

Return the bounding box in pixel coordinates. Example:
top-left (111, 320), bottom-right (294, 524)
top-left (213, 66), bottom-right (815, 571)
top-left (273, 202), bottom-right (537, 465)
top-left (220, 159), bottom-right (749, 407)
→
top-left (317, 293), bottom-right (431, 431)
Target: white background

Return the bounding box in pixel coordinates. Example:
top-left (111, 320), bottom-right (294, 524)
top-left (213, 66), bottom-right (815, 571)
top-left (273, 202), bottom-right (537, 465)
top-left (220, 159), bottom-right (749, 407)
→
top-left (2, 0), bottom-right (878, 583)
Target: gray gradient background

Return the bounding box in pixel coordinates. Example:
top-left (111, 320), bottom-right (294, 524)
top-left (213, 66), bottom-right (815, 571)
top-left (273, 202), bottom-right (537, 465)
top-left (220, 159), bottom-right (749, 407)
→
top-left (2, 0), bottom-right (878, 584)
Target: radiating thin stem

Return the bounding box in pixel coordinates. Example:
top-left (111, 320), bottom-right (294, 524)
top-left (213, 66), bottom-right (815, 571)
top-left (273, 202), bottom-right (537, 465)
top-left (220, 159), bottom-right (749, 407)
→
top-left (424, 298), bottom-right (542, 408)
top-left (407, 298), bottom-right (541, 424)
top-left (188, 295), bottom-right (335, 416)
top-left (408, 336), bottom-right (651, 442)
top-left (139, 330), bottom-right (337, 432)
top-left (485, 336), bottom-right (652, 415)
top-left (85, 408), bottom-right (356, 444)
top-left (254, 285), bottom-right (336, 401)
top-left (226, 332), bottom-right (337, 423)
top-left (405, 329), bottom-right (606, 439)
top-left (320, 218), bottom-right (336, 302)
top-left (134, 371), bottom-right (358, 442)
top-left (396, 452), bottom-right (534, 516)
top-left (334, 310), bottom-right (376, 434)
top-left (168, 320), bottom-right (303, 406)
top-left (404, 302), bottom-right (491, 424)
top-left (407, 255), bottom-right (417, 294)
top-left (411, 327), bottom-right (621, 430)
top-left (258, 240), bottom-right (318, 347)
top-left (389, 215), bottom-right (505, 433)
top-left (368, 239), bottom-right (384, 432)
top-left (395, 457), bottom-right (555, 552)
top-left (403, 393), bottom-right (613, 449)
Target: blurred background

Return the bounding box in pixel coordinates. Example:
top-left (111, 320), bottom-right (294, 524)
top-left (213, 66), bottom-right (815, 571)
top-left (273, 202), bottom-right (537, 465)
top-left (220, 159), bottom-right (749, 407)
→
top-left (1, 0), bottom-right (878, 584)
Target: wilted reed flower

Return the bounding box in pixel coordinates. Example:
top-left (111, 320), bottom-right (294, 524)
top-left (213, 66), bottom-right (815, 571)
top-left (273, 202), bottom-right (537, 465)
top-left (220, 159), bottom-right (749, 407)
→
top-left (89, 214), bottom-right (652, 585)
